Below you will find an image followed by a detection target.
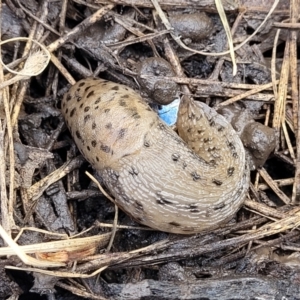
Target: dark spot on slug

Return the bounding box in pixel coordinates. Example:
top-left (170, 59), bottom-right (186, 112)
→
top-left (84, 106), bottom-right (90, 112)
top-left (156, 198), bottom-right (173, 205)
top-left (232, 152), bottom-right (239, 159)
top-left (212, 179), bottom-right (223, 186)
top-left (118, 128), bottom-right (126, 139)
top-left (62, 102), bottom-right (65, 108)
top-left (197, 129), bottom-right (204, 134)
top-left (132, 112), bottom-right (141, 119)
top-left (77, 97), bottom-right (82, 102)
top-left (92, 122), bottom-right (96, 129)
top-left (121, 94), bottom-right (129, 99)
top-left (95, 98), bottom-right (101, 104)
top-left (190, 209), bottom-right (200, 213)
top-left (105, 123), bottom-right (112, 129)
top-left (134, 201), bottom-right (144, 211)
top-left (158, 123), bottom-right (166, 130)
top-left (91, 140), bottom-right (97, 147)
top-left (84, 115), bottom-right (91, 123)
top-left (227, 141), bottom-right (235, 151)
top-left (203, 138), bottom-right (210, 143)
top-left (214, 203), bottom-right (226, 210)
top-left (78, 82), bottom-right (85, 87)
top-left (129, 167), bottom-right (138, 176)
top-left (104, 108), bottom-right (110, 113)
top-left (119, 100), bottom-right (127, 107)
top-left (227, 167), bottom-right (235, 176)
top-left (109, 170), bottom-right (119, 181)
top-left (80, 103), bottom-right (84, 108)
top-left (76, 87), bottom-right (81, 92)
top-left (191, 171), bottom-right (200, 181)
top-left (171, 153), bottom-right (180, 161)
top-left (218, 126), bottom-right (225, 132)
top-left (87, 146), bottom-right (90, 151)
top-left (209, 119), bottom-right (215, 127)
top-left (169, 222), bottom-right (181, 227)
top-left (85, 86), bottom-right (92, 92)
top-left (65, 108), bottom-right (69, 114)
top-left (70, 108), bottom-right (76, 117)
top-left (156, 192), bottom-right (173, 205)
top-left (111, 86), bottom-right (119, 91)
top-left (96, 156), bottom-right (99, 162)
top-left (210, 159), bottom-right (217, 166)
top-left (86, 91), bottom-right (94, 98)
top-left (187, 127), bottom-right (191, 133)
top-left (186, 204), bottom-right (198, 209)
top-left (188, 112), bottom-right (195, 120)
top-left (100, 145), bottom-right (111, 153)
top-left (66, 94), bottom-right (72, 101)
top-left (75, 130), bottom-right (82, 141)
top-left (95, 106), bottom-right (99, 110)
top-left (144, 141), bottom-right (150, 147)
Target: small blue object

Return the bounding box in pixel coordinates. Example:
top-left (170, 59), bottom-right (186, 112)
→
top-left (157, 98), bottom-right (180, 126)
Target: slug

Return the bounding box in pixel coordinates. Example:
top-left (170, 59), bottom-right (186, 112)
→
top-left (61, 78), bottom-right (249, 234)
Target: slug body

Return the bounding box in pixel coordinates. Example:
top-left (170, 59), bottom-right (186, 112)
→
top-left (62, 78), bottom-right (249, 234)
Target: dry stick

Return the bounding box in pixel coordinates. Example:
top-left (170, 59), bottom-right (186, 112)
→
top-left (258, 177), bottom-right (294, 191)
top-left (34, 0), bottom-right (49, 41)
top-left (0, 0), bottom-right (11, 235)
top-left (102, 211), bottom-right (300, 269)
top-left (46, 4), bottom-right (114, 85)
top-left (10, 25), bottom-right (39, 128)
top-left (96, 0), bottom-right (237, 10)
top-left (258, 168), bottom-right (290, 205)
top-left (274, 22), bottom-right (300, 28)
top-left (272, 38), bottom-right (290, 131)
top-left (244, 199), bottom-right (287, 220)
top-left (3, 84), bottom-right (15, 229)
top-left (16, 0), bottom-right (61, 37)
top-left (47, 4), bottom-right (114, 53)
top-left (271, 29), bottom-right (280, 102)
top-left (295, 76), bottom-right (300, 202)
top-left (56, 282), bottom-right (109, 300)
top-left (282, 120), bottom-right (295, 160)
top-left (26, 156), bottom-right (85, 202)
top-left (142, 75), bottom-right (276, 91)
top-left (289, 0), bottom-right (300, 202)
top-left (59, 0), bottom-right (68, 33)
top-left (216, 81), bottom-right (279, 108)
top-left (255, 104), bottom-right (272, 188)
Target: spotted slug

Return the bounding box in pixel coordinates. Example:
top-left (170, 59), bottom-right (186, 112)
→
top-left (61, 78), bottom-right (249, 234)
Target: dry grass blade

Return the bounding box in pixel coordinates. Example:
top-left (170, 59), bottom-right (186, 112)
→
top-left (0, 225), bottom-right (65, 268)
top-left (215, 0), bottom-right (236, 75)
top-left (272, 38), bottom-right (290, 131)
top-left (85, 171), bottom-right (118, 252)
top-left (0, 234), bottom-right (111, 257)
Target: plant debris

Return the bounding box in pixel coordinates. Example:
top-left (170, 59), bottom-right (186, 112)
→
top-left (0, 0), bottom-right (299, 299)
